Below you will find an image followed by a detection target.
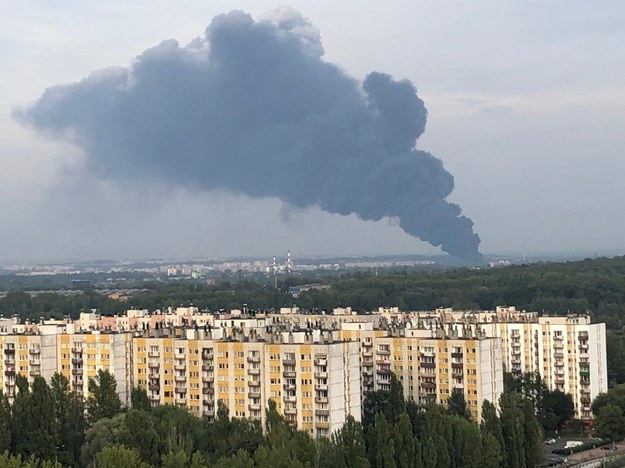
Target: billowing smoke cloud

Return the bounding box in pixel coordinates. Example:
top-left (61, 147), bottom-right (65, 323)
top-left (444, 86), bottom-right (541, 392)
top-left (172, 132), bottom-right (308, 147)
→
top-left (17, 8), bottom-right (481, 261)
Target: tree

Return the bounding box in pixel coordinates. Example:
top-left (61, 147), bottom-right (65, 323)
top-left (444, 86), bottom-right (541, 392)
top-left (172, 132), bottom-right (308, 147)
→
top-left (0, 394), bottom-right (11, 453)
top-left (394, 413), bottom-right (419, 468)
top-left (480, 432), bottom-right (502, 468)
top-left (387, 374), bottom-right (406, 424)
top-left (80, 414), bottom-right (126, 467)
top-left (30, 376), bottom-right (57, 460)
top-left (95, 445), bottom-right (150, 468)
top-left (10, 374), bottom-right (34, 458)
top-left (212, 448), bottom-right (254, 468)
top-left (539, 389), bottom-right (574, 432)
top-left (87, 369), bottom-right (123, 424)
top-left (120, 409), bottom-right (161, 466)
top-left (51, 372), bottom-right (87, 467)
top-left (331, 415), bottom-right (369, 468)
top-left (521, 398), bottom-right (542, 468)
top-left (595, 404), bottom-right (625, 442)
top-left (498, 392), bottom-right (525, 468)
top-left (447, 388), bottom-right (470, 420)
top-left (367, 413), bottom-right (395, 468)
top-left (480, 400), bottom-right (505, 467)
top-left (130, 387), bottom-right (151, 412)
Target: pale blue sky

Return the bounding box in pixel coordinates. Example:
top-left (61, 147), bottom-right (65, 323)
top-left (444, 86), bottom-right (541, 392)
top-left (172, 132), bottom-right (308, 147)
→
top-left (1, 1), bottom-right (624, 262)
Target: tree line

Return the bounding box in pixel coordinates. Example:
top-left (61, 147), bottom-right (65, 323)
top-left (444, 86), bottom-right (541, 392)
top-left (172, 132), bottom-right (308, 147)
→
top-left (0, 370), bottom-right (552, 468)
top-left (4, 255), bottom-right (625, 324)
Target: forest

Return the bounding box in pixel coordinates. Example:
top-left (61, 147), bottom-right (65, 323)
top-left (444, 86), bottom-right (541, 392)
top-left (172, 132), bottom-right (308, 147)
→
top-left (0, 370), bottom-right (557, 468)
top-left (3, 256), bottom-right (625, 324)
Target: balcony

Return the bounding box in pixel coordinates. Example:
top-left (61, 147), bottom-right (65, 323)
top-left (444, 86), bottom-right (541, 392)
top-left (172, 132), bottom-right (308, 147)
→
top-left (175, 398), bottom-right (186, 405)
top-left (554, 352), bottom-right (564, 359)
top-left (202, 400), bottom-right (214, 407)
top-left (4, 358), bottom-right (15, 366)
top-left (29, 370), bottom-right (41, 377)
top-left (202, 386), bottom-right (214, 395)
top-left (248, 403), bottom-right (261, 411)
top-left (283, 395), bottom-right (297, 403)
top-left (314, 358), bottom-right (327, 366)
top-left (316, 421), bottom-right (330, 429)
top-left (72, 369), bottom-right (83, 376)
top-left (149, 383), bottom-right (160, 391)
top-left (174, 364), bottom-right (186, 371)
top-left (148, 351), bottom-right (160, 358)
top-left (420, 362), bottom-right (436, 368)
top-left (362, 341), bottom-right (373, 348)
top-left (282, 359), bottom-right (296, 366)
top-left (363, 369), bottom-right (373, 377)
top-left (201, 350), bottom-right (213, 359)
top-left (362, 351), bottom-right (373, 358)
top-left (283, 371), bottom-right (296, 378)
top-left (248, 380), bottom-right (261, 387)
top-left (248, 392), bottom-right (261, 399)
top-left (247, 356), bottom-right (260, 364)
top-left (29, 349), bottom-right (40, 355)
top-left (149, 373), bottom-right (160, 380)
top-left (3, 370), bottom-right (15, 378)
top-left (202, 364), bottom-right (213, 372)
top-left (150, 395), bottom-right (160, 403)
top-left (451, 362), bottom-right (463, 369)
top-left (3, 348), bottom-right (15, 355)
top-left (202, 410), bottom-right (215, 418)
top-left (202, 376), bottom-right (213, 383)
top-left (315, 384), bottom-right (328, 391)
top-left (284, 406), bottom-right (297, 415)
top-left (248, 368), bottom-right (260, 376)
top-left (283, 383), bottom-right (296, 391)
top-left (174, 375), bottom-right (186, 382)
top-left (377, 349), bottom-right (391, 356)
top-left (315, 396), bottom-right (328, 404)
top-left (421, 382), bottom-right (436, 390)
top-left (148, 362), bottom-right (159, 369)
top-left (451, 352), bottom-right (463, 359)
top-left (315, 409), bottom-right (329, 417)
top-left (29, 360), bottom-right (40, 367)
top-left (72, 358), bottom-right (83, 365)
top-left (175, 353), bottom-right (187, 360)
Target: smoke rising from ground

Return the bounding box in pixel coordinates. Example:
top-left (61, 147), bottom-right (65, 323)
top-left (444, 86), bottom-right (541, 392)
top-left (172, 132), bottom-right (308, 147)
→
top-left (17, 8), bottom-right (481, 260)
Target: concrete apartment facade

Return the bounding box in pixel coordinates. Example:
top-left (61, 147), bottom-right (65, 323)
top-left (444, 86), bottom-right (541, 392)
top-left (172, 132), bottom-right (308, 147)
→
top-left (0, 304), bottom-right (607, 432)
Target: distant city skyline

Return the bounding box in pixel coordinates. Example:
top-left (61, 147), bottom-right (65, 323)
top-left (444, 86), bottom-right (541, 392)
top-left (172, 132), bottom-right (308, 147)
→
top-left (2, 1), bottom-right (625, 262)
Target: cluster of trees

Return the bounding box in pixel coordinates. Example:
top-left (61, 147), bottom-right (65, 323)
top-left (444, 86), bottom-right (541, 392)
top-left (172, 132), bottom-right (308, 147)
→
top-left (591, 384), bottom-right (625, 442)
top-left (0, 370), bottom-right (547, 468)
top-left (4, 255), bottom-right (625, 325)
top-left (504, 372), bottom-right (575, 433)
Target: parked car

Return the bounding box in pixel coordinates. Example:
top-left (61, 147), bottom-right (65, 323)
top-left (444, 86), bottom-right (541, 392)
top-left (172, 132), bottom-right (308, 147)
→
top-left (545, 438), bottom-right (557, 445)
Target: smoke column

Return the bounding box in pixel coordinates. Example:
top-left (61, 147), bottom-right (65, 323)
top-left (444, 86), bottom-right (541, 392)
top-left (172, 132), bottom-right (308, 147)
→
top-left (17, 8), bottom-right (481, 261)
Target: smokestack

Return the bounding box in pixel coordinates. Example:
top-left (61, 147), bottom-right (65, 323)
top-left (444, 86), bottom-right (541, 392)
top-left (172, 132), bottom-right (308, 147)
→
top-left (17, 8), bottom-right (481, 260)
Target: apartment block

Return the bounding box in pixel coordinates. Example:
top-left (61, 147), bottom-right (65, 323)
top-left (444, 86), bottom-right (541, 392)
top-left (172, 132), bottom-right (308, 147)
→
top-left (131, 328), bottom-right (361, 437)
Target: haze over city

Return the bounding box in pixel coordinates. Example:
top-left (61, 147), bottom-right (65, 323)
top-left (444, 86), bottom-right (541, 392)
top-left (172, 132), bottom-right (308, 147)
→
top-left (2, 1), bottom-right (624, 263)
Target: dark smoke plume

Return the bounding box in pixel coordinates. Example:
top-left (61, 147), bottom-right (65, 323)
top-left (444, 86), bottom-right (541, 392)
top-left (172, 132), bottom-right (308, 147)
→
top-left (17, 8), bottom-right (481, 261)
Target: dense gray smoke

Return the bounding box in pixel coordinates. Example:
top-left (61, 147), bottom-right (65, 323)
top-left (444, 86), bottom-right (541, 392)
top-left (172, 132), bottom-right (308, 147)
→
top-left (17, 9), bottom-right (481, 261)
